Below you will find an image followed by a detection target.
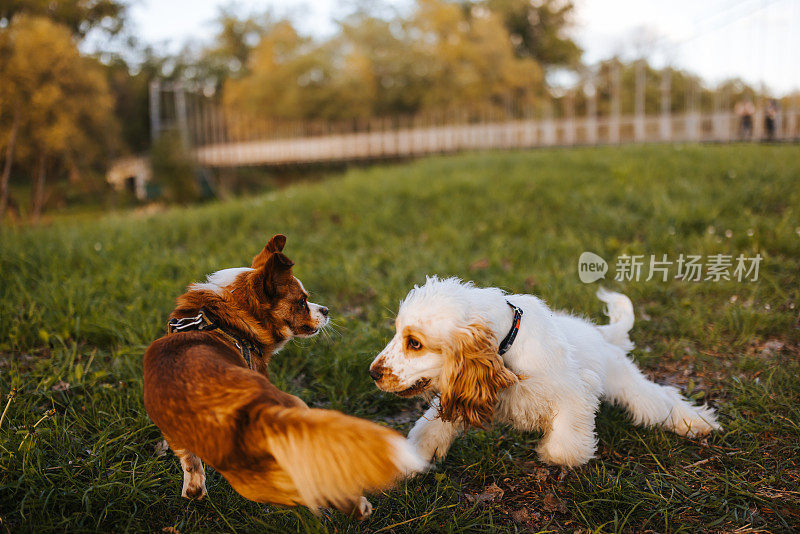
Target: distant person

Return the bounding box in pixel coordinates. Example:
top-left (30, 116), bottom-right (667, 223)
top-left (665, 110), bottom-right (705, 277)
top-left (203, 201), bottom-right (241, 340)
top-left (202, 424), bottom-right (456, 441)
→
top-left (735, 99), bottom-right (755, 140)
top-left (764, 99), bottom-right (778, 141)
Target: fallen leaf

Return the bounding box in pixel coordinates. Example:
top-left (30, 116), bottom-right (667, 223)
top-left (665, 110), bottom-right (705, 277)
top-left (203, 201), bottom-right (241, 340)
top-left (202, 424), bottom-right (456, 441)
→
top-left (469, 258), bottom-right (490, 271)
top-left (534, 467), bottom-right (550, 482)
top-left (762, 340), bottom-right (784, 356)
top-left (511, 508), bottom-right (532, 523)
top-left (542, 493), bottom-right (567, 514)
top-left (518, 461), bottom-right (550, 482)
top-left (482, 482), bottom-right (504, 501)
top-left (465, 482), bottom-right (505, 506)
top-left (52, 380), bottom-right (70, 392)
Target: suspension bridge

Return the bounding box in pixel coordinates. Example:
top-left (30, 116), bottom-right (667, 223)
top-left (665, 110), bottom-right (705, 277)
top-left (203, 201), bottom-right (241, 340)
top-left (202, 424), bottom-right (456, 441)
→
top-left (108, 70), bottom-right (799, 199)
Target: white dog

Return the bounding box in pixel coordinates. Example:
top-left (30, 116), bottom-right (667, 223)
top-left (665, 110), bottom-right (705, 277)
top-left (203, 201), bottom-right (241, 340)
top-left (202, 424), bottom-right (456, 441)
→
top-left (369, 277), bottom-right (719, 467)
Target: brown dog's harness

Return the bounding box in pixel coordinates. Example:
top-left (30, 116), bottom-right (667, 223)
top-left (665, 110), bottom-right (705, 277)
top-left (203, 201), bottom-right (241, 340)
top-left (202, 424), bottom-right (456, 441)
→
top-left (168, 308), bottom-right (259, 369)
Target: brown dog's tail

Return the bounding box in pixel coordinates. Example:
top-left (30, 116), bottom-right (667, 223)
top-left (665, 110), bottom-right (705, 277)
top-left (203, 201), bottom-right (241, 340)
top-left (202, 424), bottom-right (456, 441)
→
top-left (247, 405), bottom-right (426, 510)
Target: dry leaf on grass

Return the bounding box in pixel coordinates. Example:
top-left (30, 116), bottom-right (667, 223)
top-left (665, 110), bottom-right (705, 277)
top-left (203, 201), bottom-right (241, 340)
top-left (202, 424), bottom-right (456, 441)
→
top-left (542, 493), bottom-right (567, 514)
top-left (469, 258), bottom-right (490, 271)
top-left (511, 508), bottom-right (532, 523)
top-left (52, 380), bottom-right (70, 392)
top-left (465, 482), bottom-right (505, 505)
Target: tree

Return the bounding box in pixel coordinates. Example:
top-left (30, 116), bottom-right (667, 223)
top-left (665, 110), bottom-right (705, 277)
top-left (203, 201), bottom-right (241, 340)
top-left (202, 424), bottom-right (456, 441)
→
top-left (558, 59), bottom-right (761, 122)
top-left (406, 0), bottom-right (543, 114)
top-left (335, 11), bottom-right (419, 115)
top-left (0, 28), bottom-right (20, 221)
top-left (222, 0), bottom-right (545, 121)
top-left (197, 6), bottom-right (274, 92)
top-left (0, 0), bottom-right (127, 38)
top-left (0, 15), bottom-right (117, 221)
top-left (223, 20), bottom-right (331, 120)
top-left (480, 0), bottom-right (582, 67)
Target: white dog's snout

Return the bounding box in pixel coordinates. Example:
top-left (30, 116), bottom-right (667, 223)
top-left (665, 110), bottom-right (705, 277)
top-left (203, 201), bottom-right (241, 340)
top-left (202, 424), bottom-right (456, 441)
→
top-left (373, 337), bottom-right (398, 365)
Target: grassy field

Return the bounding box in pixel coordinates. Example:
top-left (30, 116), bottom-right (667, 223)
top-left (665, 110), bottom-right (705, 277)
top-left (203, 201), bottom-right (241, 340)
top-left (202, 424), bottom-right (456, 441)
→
top-left (1, 144), bottom-right (799, 533)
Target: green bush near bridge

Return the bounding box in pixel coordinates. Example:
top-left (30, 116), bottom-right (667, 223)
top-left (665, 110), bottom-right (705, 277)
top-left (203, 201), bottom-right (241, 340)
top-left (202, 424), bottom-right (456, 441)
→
top-left (1, 144), bottom-right (799, 533)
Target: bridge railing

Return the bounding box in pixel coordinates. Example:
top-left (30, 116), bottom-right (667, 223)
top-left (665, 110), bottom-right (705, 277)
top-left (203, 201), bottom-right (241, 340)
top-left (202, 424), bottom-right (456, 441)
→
top-left (108, 103), bottom-right (799, 196)
top-left (191, 109), bottom-right (799, 167)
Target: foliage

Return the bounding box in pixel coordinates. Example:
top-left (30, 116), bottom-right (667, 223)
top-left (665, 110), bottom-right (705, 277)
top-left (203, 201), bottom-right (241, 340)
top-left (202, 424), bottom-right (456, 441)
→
top-left (407, 0), bottom-right (543, 113)
top-left (538, 58), bottom-right (764, 119)
top-left (481, 0), bottom-right (582, 67)
top-left (0, 14), bottom-right (118, 220)
top-left (1, 145), bottom-right (799, 532)
top-left (103, 57), bottom-right (153, 154)
top-left (223, 0), bottom-right (545, 120)
top-left (149, 131), bottom-right (198, 204)
top-left (587, 59), bottom-right (732, 115)
top-left (0, 0), bottom-right (127, 38)
top-left (195, 6), bottom-right (275, 92)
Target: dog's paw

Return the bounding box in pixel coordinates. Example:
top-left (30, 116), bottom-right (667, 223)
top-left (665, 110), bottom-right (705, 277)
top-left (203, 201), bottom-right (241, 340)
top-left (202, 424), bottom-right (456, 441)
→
top-left (412, 442), bottom-right (445, 465)
top-left (351, 496), bottom-right (372, 520)
top-left (181, 471), bottom-right (207, 500)
top-left (667, 405), bottom-right (721, 437)
top-left (669, 415), bottom-right (720, 437)
top-left (535, 436), bottom-right (595, 468)
top-left (181, 481), bottom-right (207, 500)
top-left (182, 484), bottom-right (207, 500)
top-left (408, 433), bottom-right (451, 465)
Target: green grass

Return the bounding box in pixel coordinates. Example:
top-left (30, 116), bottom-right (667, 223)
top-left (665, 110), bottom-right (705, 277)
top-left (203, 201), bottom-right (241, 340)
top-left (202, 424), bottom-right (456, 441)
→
top-left (1, 144), bottom-right (799, 533)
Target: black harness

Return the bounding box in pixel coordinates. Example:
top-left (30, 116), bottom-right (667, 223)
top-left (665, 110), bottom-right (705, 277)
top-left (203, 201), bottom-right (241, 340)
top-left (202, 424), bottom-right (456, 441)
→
top-left (498, 301), bottom-right (523, 355)
top-left (168, 308), bottom-right (259, 369)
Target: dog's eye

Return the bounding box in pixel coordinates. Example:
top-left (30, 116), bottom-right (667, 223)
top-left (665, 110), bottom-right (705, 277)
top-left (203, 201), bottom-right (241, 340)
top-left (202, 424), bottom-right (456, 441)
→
top-left (298, 297), bottom-right (307, 308)
top-left (407, 337), bottom-right (422, 350)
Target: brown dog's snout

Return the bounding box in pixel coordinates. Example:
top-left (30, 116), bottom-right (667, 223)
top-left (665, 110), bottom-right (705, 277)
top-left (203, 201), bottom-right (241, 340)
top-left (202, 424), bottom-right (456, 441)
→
top-left (319, 306), bottom-right (329, 317)
top-left (369, 366), bottom-right (383, 381)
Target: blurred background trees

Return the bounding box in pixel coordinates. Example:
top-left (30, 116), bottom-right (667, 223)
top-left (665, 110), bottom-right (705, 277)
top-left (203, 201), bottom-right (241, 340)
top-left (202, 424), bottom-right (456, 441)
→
top-left (0, 0), bottom-right (774, 220)
top-left (0, 0), bottom-right (126, 38)
top-left (481, 0), bottom-right (581, 67)
top-left (0, 13), bottom-right (117, 221)
top-left (223, 0), bottom-right (546, 120)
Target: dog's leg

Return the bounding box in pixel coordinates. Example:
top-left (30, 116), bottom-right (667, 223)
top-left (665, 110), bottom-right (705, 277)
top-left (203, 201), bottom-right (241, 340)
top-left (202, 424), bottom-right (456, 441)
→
top-left (536, 395), bottom-right (599, 467)
top-left (173, 448), bottom-right (207, 500)
top-left (340, 496), bottom-right (373, 520)
top-left (603, 353), bottom-right (720, 436)
top-left (408, 402), bottom-right (462, 463)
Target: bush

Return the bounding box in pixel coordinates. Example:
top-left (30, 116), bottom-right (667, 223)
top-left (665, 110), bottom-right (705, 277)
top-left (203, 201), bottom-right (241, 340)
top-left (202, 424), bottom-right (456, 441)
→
top-left (149, 131), bottom-right (198, 203)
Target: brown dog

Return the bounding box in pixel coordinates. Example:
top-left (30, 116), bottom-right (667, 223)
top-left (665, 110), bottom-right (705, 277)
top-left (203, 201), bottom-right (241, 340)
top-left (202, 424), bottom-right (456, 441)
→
top-left (143, 235), bottom-right (424, 517)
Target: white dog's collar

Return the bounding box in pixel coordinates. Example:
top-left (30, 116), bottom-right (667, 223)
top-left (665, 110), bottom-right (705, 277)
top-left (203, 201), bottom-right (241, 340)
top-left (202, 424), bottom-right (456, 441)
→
top-left (498, 301), bottom-right (523, 355)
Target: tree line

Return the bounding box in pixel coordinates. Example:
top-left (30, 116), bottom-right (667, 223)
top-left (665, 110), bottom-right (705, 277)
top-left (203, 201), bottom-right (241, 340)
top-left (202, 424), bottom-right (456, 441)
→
top-left (0, 0), bottom-right (774, 220)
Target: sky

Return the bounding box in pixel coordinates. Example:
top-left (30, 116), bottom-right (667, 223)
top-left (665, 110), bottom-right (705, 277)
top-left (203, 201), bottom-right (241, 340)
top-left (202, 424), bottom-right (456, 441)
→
top-left (125, 0), bottom-right (800, 94)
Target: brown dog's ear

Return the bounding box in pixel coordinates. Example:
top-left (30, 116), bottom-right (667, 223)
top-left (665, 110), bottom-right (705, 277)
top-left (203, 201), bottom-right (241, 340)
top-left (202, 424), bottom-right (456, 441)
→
top-left (266, 234), bottom-right (287, 253)
top-left (438, 322), bottom-right (518, 429)
top-left (261, 251), bottom-right (295, 297)
top-left (251, 234), bottom-right (287, 269)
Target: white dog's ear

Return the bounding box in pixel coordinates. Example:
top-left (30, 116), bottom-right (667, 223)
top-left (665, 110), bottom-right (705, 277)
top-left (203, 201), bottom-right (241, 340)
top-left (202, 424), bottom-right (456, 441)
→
top-left (439, 322), bottom-right (518, 428)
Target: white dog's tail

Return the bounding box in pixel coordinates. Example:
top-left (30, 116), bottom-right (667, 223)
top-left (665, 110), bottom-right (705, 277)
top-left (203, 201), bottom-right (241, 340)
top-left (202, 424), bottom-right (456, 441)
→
top-left (595, 288), bottom-right (635, 352)
top-left (596, 289), bottom-right (721, 437)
